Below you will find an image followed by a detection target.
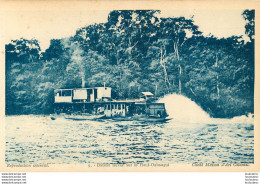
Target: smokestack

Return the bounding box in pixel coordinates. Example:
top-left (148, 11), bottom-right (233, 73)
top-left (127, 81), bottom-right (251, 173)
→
top-left (104, 82), bottom-right (106, 88)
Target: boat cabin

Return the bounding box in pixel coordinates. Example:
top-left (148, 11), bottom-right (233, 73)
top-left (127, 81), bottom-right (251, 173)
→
top-left (146, 103), bottom-right (167, 117)
top-left (54, 87), bottom-right (111, 103)
top-left (134, 102), bottom-right (167, 117)
top-left (54, 87), bottom-right (167, 118)
top-left (93, 102), bottom-right (134, 117)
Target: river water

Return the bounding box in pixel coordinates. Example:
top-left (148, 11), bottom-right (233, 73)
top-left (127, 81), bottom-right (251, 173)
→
top-left (5, 115), bottom-right (254, 164)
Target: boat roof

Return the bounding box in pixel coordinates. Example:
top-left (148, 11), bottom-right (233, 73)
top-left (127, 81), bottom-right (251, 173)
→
top-left (55, 87), bottom-right (111, 91)
top-left (141, 92), bottom-right (154, 96)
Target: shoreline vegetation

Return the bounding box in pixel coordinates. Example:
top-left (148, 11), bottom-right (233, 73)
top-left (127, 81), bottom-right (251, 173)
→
top-left (5, 10), bottom-right (254, 118)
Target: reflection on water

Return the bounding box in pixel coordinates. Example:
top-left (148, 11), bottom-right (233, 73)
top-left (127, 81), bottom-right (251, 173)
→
top-left (5, 115), bottom-right (254, 164)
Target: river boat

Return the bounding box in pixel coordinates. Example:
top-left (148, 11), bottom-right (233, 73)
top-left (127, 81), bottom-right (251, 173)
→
top-left (53, 86), bottom-right (170, 122)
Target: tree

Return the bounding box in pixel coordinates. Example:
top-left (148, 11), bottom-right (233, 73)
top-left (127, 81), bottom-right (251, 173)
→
top-left (242, 10), bottom-right (255, 41)
top-left (159, 17), bottom-right (201, 94)
top-left (5, 38), bottom-right (42, 114)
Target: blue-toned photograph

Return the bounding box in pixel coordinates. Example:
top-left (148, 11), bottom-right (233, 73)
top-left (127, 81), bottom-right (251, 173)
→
top-left (5, 9), bottom-right (254, 165)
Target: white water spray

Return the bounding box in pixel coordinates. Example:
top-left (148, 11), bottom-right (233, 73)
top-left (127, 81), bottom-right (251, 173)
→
top-left (158, 94), bottom-right (211, 123)
top-left (158, 94), bottom-right (253, 124)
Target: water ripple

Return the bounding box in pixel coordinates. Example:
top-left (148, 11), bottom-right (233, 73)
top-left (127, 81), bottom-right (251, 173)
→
top-left (5, 115), bottom-right (254, 164)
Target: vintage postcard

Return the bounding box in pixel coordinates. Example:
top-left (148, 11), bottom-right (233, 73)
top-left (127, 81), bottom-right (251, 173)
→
top-left (0, 1), bottom-right (259, 172)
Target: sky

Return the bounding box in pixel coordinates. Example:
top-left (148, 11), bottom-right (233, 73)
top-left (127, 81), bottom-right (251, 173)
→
top-left (4, 9), bottom-right (248, 51)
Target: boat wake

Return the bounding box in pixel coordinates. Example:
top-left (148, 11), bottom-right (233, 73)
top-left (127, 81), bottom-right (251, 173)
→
top-left (157, 94), bottom-right (210, 123)
top-left (157, 94), bottom-right (253, 124)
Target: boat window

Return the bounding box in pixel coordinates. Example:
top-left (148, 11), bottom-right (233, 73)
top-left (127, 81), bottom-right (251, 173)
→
top-left (122, 104), bottom-right (125, 109)
top-left (118, 104), bottom-right (121, 110)
top-left (112, 104), bottom-right (114, 110)
top-left (104, 105), bottom-right (107, 110)
top-left (62, 90), bottom-right (72, 96)
top-left (108, 105), bottom-right (110, 110)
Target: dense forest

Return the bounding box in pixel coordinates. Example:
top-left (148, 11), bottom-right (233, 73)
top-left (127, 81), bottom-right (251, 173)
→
top-left (5, 10), bottom-right (254, 118)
